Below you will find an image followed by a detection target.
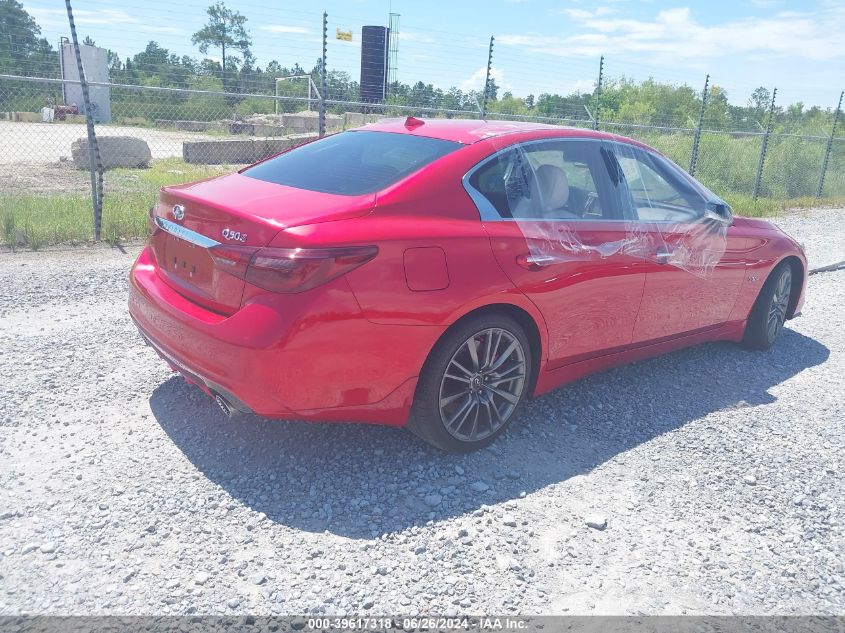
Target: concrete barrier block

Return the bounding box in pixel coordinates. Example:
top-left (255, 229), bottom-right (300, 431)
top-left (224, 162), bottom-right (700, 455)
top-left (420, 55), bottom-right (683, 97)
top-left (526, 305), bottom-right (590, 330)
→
top-left (174, 120), bottom-right (213, 132)
top-left (183, 139), bottom-right (256, 164)
top-left (71, 136), bottom-right (152, 170)
top-left (251, 124), bottom-right (287, 137)
top-left (253, 134), bottom-right (317, 161)
top-left (184, 134), bottom-right (318, 165)
top-left (11, 112), bottom-right (42, 123)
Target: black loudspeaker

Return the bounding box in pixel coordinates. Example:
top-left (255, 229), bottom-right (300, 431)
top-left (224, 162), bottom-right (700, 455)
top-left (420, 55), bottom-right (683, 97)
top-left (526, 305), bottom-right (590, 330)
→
top-left (360, 25), bottom-right (389, 103)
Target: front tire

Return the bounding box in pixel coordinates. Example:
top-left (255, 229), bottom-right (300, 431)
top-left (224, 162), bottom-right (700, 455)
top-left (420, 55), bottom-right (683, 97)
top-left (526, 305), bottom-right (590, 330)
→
top-left (743, 262), bottom-right (792, 350)
top-left (408, 314), bottom-right (533, 453)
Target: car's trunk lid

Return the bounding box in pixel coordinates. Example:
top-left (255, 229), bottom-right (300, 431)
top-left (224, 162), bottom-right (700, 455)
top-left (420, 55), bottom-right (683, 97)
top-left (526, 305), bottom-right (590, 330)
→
top-left (150, 173), bottom-right (375, 314)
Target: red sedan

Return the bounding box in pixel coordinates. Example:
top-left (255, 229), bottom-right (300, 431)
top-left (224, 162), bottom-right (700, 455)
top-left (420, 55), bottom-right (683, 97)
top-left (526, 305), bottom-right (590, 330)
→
top-left (129, 118), bottom-right (806, 452)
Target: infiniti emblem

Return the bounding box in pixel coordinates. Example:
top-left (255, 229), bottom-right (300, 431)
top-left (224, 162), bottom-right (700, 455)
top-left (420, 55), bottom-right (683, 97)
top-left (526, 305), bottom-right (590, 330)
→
top-left (172, 204), bottom-right (186, 221)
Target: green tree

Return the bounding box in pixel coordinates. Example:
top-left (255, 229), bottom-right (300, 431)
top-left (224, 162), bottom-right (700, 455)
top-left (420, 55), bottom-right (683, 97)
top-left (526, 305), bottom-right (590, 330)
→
top-left (191, 2), bottom-right (251, 80)
top-left (0, 0), bottom-right (56, 76)
top-left (749, 86), bottom-right (771, 121)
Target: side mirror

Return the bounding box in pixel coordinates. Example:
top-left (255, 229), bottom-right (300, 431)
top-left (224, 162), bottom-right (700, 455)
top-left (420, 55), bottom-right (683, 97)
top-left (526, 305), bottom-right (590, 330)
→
top-left (703, 201), bottom-right (733, 226)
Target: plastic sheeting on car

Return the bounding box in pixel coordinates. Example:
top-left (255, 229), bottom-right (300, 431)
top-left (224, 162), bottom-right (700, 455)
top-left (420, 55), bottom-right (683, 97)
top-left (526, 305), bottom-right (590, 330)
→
top-left (464, 134), bottom-right (731, 279)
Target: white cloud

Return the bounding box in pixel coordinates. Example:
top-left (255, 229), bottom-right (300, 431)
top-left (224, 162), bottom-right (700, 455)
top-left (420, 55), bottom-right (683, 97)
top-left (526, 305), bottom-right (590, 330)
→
top-left (460, 65), bottom-right (507, 93)
top-left (499, 5), bottom-right (845, 63)
top-left (28, 7), bottom-right (137, 27)
top-left (559, 7), bottom-right (615, 20)
top-left (259, 25), bottom-right (311, 35)
top-left (26, 6), bottom-right (184, 35)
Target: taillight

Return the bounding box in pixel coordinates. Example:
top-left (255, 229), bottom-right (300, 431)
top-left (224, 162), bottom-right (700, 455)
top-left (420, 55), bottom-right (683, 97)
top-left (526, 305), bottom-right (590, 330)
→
top-left (209, 245), bottom-right (377, 293)
top-left (148, 206), bottom-right (159, 238)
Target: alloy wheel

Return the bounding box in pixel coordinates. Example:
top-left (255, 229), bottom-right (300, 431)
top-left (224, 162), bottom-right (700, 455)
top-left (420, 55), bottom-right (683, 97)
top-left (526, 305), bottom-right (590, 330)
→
top-left (767, 267), bottom-right (791, 342)
top-left (438, 328), bottom-right (527, 442)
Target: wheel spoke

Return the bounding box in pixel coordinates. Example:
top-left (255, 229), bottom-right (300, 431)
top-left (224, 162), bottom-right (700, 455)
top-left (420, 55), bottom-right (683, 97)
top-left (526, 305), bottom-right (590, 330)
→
top-left (490, 374), bottom-right (525, 388)
top-left (447, 394), bottom-right (475, 430)
top-left (491, 360), bottom-right (523, 379)
top-left (484, 384), bottom-right (520, 405)
top-left (466, 336), bottom-right (481, 371)
top-left (466, 403), bottom-right (480, 440)
top-left (480, 399), bottom-right (494, 432)
top-left (444, 372), bottom-right (471, 384)
top-left (488, 331), bottom-right (503, 370)
top-left (440, 390), bottom-right (469, 408)
top-left (489, 340), bottom-right (519, 372)
top-left (449, 359), bottom-right (474, 378)
top-left (482, 331), bottom-right (494, 369)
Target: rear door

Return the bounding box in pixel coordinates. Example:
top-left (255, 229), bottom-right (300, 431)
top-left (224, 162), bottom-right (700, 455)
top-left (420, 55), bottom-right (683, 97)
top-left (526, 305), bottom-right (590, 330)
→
top-left (469, 138), bottom-right (647, 369)
top-left (610, 142), bottom-right (747, 342)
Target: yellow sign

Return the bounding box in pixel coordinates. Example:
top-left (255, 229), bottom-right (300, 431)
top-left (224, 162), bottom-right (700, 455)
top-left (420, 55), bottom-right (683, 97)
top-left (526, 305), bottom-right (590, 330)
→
top-left (336, 28), bottom-right (353, 41)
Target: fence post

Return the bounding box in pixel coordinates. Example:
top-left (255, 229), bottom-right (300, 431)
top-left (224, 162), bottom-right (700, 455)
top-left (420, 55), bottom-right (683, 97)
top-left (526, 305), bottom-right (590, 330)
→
top-left (481, 36), bottom-right (494, 120)
top-left (753, 87), bottom-right (777, 201)
top-left (816, 90), bottom-right (843, 199)
top-left (319, 11), bottom-right (327, 137)
top-left (64, 0), bottom-right (103, 241)
top-left (688, 74), bottom-right (709, 177)
top-left (592, 55), bottom-right (604, 131)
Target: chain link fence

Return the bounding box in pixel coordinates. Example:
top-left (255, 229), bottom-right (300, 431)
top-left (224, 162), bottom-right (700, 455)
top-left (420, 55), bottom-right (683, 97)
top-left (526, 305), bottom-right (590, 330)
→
top-left (1, 5), bottom-right (843, 247)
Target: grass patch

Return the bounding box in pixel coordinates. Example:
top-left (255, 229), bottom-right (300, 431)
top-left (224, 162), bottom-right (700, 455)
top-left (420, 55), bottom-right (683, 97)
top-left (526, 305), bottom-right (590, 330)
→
top-left (724, 194), bottom-right (845, 218)
top-left (0, 157), bottom-right (843, 250)
top-left (0, 159), bottom-right (232, 249)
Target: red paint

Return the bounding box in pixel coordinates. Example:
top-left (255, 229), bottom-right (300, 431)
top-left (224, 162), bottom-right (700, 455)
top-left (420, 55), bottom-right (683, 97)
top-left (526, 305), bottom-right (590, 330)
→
top-left (129, 121), bottom-right (807, 427)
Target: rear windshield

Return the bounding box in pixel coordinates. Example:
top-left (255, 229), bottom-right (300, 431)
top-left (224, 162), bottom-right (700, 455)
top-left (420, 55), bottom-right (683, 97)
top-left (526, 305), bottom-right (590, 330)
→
top-left (241, 130), bottom-right (462, 195)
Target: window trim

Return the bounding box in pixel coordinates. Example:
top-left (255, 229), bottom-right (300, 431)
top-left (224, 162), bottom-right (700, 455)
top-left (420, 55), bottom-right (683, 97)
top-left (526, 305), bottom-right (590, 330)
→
top-left (462, 137), bottom-right (624, 223)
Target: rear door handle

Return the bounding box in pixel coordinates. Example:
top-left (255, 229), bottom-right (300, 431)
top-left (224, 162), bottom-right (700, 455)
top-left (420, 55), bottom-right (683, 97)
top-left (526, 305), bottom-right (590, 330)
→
top-left (516, 254), bottom-right (557, 270)
top-left (654, 247), bottom-right (674, 264)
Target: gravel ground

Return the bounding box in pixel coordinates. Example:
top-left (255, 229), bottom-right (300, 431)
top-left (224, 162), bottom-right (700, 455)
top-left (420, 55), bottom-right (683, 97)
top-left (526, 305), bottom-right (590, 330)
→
top-left (0, 209), bottom-right (843, 615)
top-left (771, 207), bottom-right (845, 269)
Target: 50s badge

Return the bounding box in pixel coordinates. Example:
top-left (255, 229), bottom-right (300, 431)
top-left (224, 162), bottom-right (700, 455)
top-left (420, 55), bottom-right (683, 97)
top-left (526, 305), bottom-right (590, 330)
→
top-left (222, 228), bottom-right (247, 242)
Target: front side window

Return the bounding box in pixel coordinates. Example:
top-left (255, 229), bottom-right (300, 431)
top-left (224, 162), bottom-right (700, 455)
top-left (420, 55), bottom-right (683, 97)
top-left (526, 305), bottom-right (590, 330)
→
top-left (242, 130), bottom-right (462, 196)
top-left (612, 144), bottom-right (706, 222)
top-left (466, 139), bottom-right (621, 221)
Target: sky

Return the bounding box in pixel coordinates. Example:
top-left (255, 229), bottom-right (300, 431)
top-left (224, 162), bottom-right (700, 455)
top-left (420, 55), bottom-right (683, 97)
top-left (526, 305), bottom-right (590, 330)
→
top-left (22, 0), bottom-right (845, 109)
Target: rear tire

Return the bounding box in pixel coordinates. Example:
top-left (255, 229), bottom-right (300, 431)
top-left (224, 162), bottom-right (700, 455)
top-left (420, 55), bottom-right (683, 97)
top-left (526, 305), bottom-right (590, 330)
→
top-left (408, 314), bottom-right (533, 453)
top-left (742, 262), bottom-right (792, 350)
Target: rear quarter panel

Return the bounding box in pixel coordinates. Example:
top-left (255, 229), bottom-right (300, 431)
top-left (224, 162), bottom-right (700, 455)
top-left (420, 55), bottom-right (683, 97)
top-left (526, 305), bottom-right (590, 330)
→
top-left (270, 136), bottom-right (552, 362)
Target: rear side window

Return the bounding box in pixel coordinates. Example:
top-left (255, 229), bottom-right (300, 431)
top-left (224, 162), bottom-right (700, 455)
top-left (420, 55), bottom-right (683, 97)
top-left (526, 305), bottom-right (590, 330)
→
top-left (242, 130), bottom-right (462, 195)
top-left (466, 139), bottom-right (622, 221)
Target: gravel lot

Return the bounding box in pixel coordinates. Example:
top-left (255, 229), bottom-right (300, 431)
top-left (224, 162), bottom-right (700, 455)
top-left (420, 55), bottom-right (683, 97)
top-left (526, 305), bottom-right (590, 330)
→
top-left (0, 209), bottom-right (843, 615)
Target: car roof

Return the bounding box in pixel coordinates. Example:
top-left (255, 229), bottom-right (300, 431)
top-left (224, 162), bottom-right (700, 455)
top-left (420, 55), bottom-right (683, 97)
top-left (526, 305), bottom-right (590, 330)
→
top-left (359, 117), bottom-right (622, 145)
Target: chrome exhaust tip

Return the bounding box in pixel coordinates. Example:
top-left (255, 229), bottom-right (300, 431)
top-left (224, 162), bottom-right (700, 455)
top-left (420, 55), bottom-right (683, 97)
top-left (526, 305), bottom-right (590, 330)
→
top-left (215, 393), bottom-right (234, 418)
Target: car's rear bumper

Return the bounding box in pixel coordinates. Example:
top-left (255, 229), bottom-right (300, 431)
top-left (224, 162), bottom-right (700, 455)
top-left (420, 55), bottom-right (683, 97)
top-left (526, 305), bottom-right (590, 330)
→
top-left (128, 245), bottom-right (439, 425)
